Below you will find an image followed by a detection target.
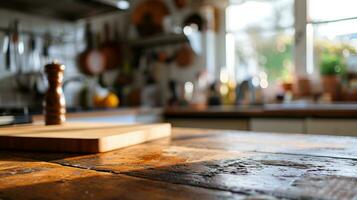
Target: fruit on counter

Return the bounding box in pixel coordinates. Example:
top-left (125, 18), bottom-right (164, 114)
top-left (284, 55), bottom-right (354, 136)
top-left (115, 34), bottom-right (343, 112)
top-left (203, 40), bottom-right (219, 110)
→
top-left (93, 92), bottom-right (119, 108)
top-left (103, 93), bottom-right (120, 108)
top-left (93, 94), bottom-right (104, 107)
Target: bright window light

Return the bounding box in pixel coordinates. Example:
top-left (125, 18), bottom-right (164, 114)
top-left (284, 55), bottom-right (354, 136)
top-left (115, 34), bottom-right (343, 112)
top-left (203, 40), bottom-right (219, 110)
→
top-left (117, 0), bottom-right (130, 10)
top-left (225, 33), bottom-right (235, 82)
top-left (309, 0), bottom-right (357, 22)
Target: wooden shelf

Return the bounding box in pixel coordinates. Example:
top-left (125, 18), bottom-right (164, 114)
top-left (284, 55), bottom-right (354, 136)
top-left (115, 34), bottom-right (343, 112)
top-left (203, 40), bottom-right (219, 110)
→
top-left (130, 34), bottom-right (189, 48)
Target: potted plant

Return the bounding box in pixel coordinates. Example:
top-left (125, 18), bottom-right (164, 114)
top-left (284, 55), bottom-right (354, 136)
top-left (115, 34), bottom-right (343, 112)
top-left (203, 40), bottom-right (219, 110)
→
top-left (319, 54), bottom-right (345, 101)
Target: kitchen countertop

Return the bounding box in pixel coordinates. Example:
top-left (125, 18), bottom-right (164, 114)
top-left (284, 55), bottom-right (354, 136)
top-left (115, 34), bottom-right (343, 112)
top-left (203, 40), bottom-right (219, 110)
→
top-left (32, 107), bottom-right (163, 122)
top-left (165, 103), bottom-right (357, 118)
top-left (1, 127), bottom-right (357, 199)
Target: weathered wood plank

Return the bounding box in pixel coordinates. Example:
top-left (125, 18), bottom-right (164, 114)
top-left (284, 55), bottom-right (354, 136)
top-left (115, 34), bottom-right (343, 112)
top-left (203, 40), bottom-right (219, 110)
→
top-left (0, 154), bottom-right (247, 200)
top-left (123, 151), bottom-right (357, 199)
top-left (47, 144), bottom-right (357, 199)
top-left (172, 128), bottom-right (357, 160)
top-left (1, 128), bottom-right (357, 199)
top-left (282, 176), bottom-right (357, 200)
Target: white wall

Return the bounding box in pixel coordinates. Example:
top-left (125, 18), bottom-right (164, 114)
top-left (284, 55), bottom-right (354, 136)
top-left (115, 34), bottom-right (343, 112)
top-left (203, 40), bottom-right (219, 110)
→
top-left (0, 9), bottom-right (78, 107)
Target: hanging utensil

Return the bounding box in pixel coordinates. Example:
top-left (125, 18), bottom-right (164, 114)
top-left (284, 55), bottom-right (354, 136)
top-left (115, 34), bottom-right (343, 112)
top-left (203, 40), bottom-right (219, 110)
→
top-left (28, 33), bottom-right (36, 70)
top-left (28, 33), bottom-right (41, 72)
top-left (11, 20), bottom-right (23, 73)
top-left (42, 32), bottom-right (51, 65)
top-left (79, 23), bottom-right (106, 76)
top-left (8, 31), bottom-right (45, 95)
top-left (100, 22), bottom-right (121, 70)
top-left (30, 33), bottom-right (48, 95)
top-left (4, 28), bottom-right (11, 71)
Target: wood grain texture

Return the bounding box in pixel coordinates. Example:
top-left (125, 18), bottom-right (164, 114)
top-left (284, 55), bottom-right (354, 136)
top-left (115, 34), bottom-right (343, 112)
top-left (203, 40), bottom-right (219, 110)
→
top-left (1, 127), bottom-right (357, 199)
top-left (0, 123), bottom-right (171, 153)
top-left (171, 128), bottom-right (357, 160)
top-left (0, 154), bottom-right (245, 200)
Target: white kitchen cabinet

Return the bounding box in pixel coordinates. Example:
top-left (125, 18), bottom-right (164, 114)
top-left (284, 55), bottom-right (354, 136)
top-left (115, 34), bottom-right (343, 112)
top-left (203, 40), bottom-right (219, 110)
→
top-left (68, 115), bottom-right (137, 124)
top-left (167, 119), bottom-right (249, 130)
top-left (69, 113), bottom-right (162, 124)
top-left (250, 118), bottom-right (306, 134)
top-left (306, 118), bottom-right (357, 136)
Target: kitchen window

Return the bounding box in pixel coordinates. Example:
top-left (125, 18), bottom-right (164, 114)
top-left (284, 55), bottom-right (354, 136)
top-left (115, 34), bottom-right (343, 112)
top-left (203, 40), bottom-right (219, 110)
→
top-left (307, 0), bottom-right (357, 79)
top-left (225, 0), bottom-right (357, 90)
top-left (225, 0), bottom-right (294, 86)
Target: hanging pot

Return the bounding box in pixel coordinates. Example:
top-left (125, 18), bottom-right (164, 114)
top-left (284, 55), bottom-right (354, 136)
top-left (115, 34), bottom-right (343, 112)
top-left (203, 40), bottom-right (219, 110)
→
top-left (174, 0), bottom-right (187, 9)
top-left (100, 22), bottom-right (122, 70)
top-left (78, 23), bottom-right (106, 76)
top-left (132, 0), bottom-right (170, 37)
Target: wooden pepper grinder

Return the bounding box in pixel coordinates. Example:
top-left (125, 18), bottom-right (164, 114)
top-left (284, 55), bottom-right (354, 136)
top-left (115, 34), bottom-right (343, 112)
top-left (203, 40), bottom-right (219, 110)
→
top-left (44, 61), bottom-right (66, 125)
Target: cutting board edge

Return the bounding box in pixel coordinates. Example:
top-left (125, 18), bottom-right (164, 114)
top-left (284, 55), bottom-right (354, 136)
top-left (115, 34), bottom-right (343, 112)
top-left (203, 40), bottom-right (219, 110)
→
top-left (0, 123), bottom-right (172, 153)
top-left (97, 123), bottom-right (172, 152)
top-left (0, 136), bottom-right (100, 153)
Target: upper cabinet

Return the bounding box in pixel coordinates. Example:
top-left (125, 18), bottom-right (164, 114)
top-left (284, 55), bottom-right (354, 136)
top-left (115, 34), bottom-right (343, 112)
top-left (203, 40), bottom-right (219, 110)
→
top-left (0, 0), bottom-right (125, 21)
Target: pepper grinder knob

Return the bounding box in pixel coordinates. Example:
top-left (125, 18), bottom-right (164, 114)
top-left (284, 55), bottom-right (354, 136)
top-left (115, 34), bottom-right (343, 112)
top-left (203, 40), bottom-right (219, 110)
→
top-left (44, 61), bottom-right (66, 125)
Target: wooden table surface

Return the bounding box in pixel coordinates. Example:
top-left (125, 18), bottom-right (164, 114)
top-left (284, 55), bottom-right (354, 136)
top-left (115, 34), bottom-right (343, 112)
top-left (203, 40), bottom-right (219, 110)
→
top-left (1, 128), bottom-right (357, 200)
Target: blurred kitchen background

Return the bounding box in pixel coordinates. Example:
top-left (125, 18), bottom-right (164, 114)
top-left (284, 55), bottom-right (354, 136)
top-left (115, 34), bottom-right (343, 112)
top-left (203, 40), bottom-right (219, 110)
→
top-left (1, 0), bottom-right (357, 111)
top-left (0, 0), bottom-right (218, 110)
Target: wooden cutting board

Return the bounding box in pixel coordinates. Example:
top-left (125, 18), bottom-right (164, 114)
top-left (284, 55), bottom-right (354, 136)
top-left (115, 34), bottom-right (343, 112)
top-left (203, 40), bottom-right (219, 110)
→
top-left (0, 122), bottom-right (171, 153)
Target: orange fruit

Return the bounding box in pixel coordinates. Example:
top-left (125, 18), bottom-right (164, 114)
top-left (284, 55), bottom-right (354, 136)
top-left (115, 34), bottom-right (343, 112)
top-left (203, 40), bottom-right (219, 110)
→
top-left (102, 92), bottom-right (119, 108)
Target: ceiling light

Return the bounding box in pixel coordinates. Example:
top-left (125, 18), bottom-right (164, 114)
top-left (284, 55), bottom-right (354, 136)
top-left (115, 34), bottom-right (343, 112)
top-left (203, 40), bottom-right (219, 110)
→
top-left (93, 0), bottom-right (130, 10)
top-left (116, 0), bottom-right (130, 10)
